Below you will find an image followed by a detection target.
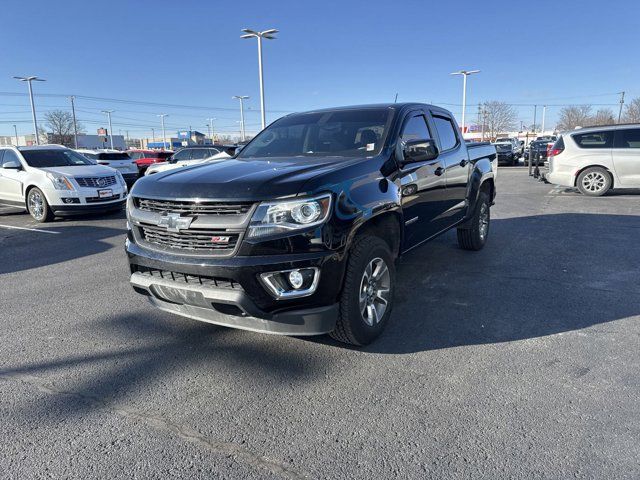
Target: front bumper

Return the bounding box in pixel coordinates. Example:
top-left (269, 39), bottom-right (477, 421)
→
top-left (52, 198), bottom-right (126, 215)
top-left (126, 238), bottom-right (346, 335)
top-left (130, 271), bottom-right (338, 335)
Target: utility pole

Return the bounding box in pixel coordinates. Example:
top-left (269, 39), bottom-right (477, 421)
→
top-left (69, 96), bottom-right (79, 148)
top-left (618, 91), bottom-right (625, 124)
top-left (13, 125), bottom-right (18, 146)
top-left (476, 104), bottom-right (482, 134)
top-left (481, 107), bottom-right (487, 142)
top-left (151, 128), bottom-right (155, 142)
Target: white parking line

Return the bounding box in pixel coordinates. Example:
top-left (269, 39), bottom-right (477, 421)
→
top-left (0, 224), bottom-right (59, 234)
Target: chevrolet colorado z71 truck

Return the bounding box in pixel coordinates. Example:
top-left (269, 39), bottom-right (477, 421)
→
top-left (126, 104), bottom-right (497, 345)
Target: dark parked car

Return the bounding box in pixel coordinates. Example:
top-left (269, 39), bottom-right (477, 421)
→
top-left (125, 103), bottom-right (497, 346)
top-left (527, 140), bottom-right (551, 165)
top-left (493, 139), bottom-right (519, 166)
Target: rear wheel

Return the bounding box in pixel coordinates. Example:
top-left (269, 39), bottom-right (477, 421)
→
top-left (27, 187), bottom-right (54, 223)
top-left (457, 191), bottom-right (490, 251)
top-left (330, 236), bottom-right (395, 346)
top-left (576, 167), bottom-right (611, 196)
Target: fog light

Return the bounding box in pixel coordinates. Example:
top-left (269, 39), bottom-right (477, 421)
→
top-left (288, 270), bottom-right (304, 289)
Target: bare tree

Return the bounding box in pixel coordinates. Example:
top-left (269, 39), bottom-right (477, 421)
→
top-left (622, 97), bottom-right (640, 123)
top-left (587, 108), bottom-right (616, 127)
top-left (483, 101), bottom-right (517, 139)
top-left (556, 105), bottom-right (592, 131)
top-left (43, 110), bottom-right (84, 146)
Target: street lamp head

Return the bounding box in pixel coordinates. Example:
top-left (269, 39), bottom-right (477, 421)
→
top-left (233, 95), bottom-right (249, 100)
top-left (241, 28), bottom-right (278, 39)
top-left (450, 69), bottom-right (480, 76)
top-left (13, 75), bottom-right (45, 82)
top-left (101, 110), bottom-right (114, 114)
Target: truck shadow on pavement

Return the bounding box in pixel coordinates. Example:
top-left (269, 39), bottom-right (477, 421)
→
top-left (0, 224), bottom-right (125, 274)
top-left (0, 310), bottom-right (335, 422)
top-left (322, 212), bottom-right (640, 354)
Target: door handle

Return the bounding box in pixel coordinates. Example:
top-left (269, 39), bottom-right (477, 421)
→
top-left (459, 159), bottom-right (468, 167)
top-left (434, 167), bottom-right (444, 176)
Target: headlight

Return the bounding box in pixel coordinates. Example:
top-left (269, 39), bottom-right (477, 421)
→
top-left (46, 172), bottom-right (74, 191)
top-left (247, 193), bottom-right (332, 239)
top-left (115, 171), bottom-right (126, 187)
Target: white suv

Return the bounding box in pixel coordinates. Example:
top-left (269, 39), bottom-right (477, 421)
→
top-left (76, 149), bottom-right (139, 186)
top-left (0, 145), bottom-right (128, 222)
top-left (547, 124), bottom-right (640, 196)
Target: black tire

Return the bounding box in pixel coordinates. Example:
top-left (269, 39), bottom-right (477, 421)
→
top-left (457, 190), bottom-right (490, 251)
top-left (576, 167), bottom-right (611, 196)
top-left (330, 235), bottom-right (395, 346)
top-left (26, 187), bottom-right (54, 223)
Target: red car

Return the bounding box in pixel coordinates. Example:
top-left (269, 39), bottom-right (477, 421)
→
top-left (128, 150), bottom-right (173, 173)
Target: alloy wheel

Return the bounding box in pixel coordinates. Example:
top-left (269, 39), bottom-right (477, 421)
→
top-left (28, 191), bottom-right (45, 220)
top-left (359, 257), bottom-right (391, 326)
top-left (479, 202), bottom-right (490, 241)
top-left (581, 171), bottom-right (607, 193)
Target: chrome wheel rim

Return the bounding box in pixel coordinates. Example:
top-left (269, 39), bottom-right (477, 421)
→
top-left (479, 203), bottom-right (490, 241)
top-left (582, 172), bottom-right (607, 193)
top-left (28, 191), bottom-right (44, 220)
top-left (359, 257), bottom-right (391, 326)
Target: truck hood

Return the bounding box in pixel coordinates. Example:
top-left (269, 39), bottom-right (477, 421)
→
top-left (131, 156), bottom-right (362, 201)
top-left (39, 165), bottom-right (117, 177)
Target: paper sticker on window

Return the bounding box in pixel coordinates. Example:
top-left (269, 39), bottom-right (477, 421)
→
top-left (366, 143), bottom-right (375, 151)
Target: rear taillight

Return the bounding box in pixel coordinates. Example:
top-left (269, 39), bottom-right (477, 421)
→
top-left (549, 147), bottom-right (564, 157)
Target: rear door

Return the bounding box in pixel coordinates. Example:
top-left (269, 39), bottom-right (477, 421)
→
top-left (429, 112), bottom-right (470, 225)
top-left (397, 111), bottom-right (448, 249)
top-left (612, 127), bottom-right (640, 187)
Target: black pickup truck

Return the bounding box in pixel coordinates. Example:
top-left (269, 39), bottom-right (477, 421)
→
top-left (125, 104), bottom-right (497, 345)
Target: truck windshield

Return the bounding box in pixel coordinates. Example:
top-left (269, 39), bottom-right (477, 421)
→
top-left (238, 108), bottom-right (393, 158)
top-left (21, 149), bottom-right (95, 167)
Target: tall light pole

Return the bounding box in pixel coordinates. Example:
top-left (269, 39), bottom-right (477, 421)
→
top-left (14, 76), bottom-right (46, 145)
top-left (233, 96), bottom-right (249, 141)
top-left (69, 96), bottom-right (79, 148)
top-left (241, 28), bottom-right (278, 130)
top-left (207, 118), bottom-right (216, 143)
top-left (13, 125), bottom-right (18, 146)
top-left (101, 110), bottom-right (115, 149)
top-left (541, 105), bottom-right (547, 135)
top-left (450, 69), bottom-right (480, 134)
top-left (157, 114), bottom-right (168, 150)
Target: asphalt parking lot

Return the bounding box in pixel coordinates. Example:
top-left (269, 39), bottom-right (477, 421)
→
top-left (1, 169), bottom-right (639, 479)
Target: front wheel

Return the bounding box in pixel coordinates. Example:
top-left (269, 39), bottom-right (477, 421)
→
top-left (27, 187), bottom-right (54, 223)
top-left (457, 191), bottom-right (490, 251)
top-left (330, 236), bottom-right (395, 346)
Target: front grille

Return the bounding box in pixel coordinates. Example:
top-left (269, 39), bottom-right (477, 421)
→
top-left (134, 265), bottom-right (241, 289)
top-left (135, 197), bottom-right (253, 215)
top-left (86, 194), bottom-right (121, 203)
top-left (139, 223), bottom-right (238, 252)
top-left (75, 176), bottom-right (117, 188)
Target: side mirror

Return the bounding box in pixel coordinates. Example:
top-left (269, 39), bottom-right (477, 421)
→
top-left (2, 160), bottom-right (21, 170)
top-left (401, 139), bottom-right (439, 165)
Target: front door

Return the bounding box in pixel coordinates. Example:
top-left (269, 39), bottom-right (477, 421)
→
top-left (397, 112), bottom-right (448, 250)
top-left (0, 150), bottom-right (25, 204)
top-left (612, 127), bottom-right (640, 187)
top-left (429, 112), bottom-right (471, 225)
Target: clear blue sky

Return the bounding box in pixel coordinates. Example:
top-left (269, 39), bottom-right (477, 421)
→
top-left (1, 0), bottom-right (638, 138)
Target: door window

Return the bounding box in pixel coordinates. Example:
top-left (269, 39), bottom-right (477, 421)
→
top-left (0, 150), bottom-right (5, 166)
top-left (432, 116), bottom-right (459, 151)
top-left (572, 131), bottom-right (613, 149)
top-left (401, 115), bottom-right (431, 141)
top-left (614, 128), bottom-right (640, 149)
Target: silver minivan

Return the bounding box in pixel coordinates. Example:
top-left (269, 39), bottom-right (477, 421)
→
top-left (546, 124), bottom-right (640, 195)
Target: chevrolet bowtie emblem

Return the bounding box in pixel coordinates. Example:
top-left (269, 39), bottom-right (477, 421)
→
top-left (158, 213), bottom-right (193, 232)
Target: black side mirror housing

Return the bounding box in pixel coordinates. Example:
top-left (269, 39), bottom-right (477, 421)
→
top-left (401, 139), bottom-right (439, 165)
